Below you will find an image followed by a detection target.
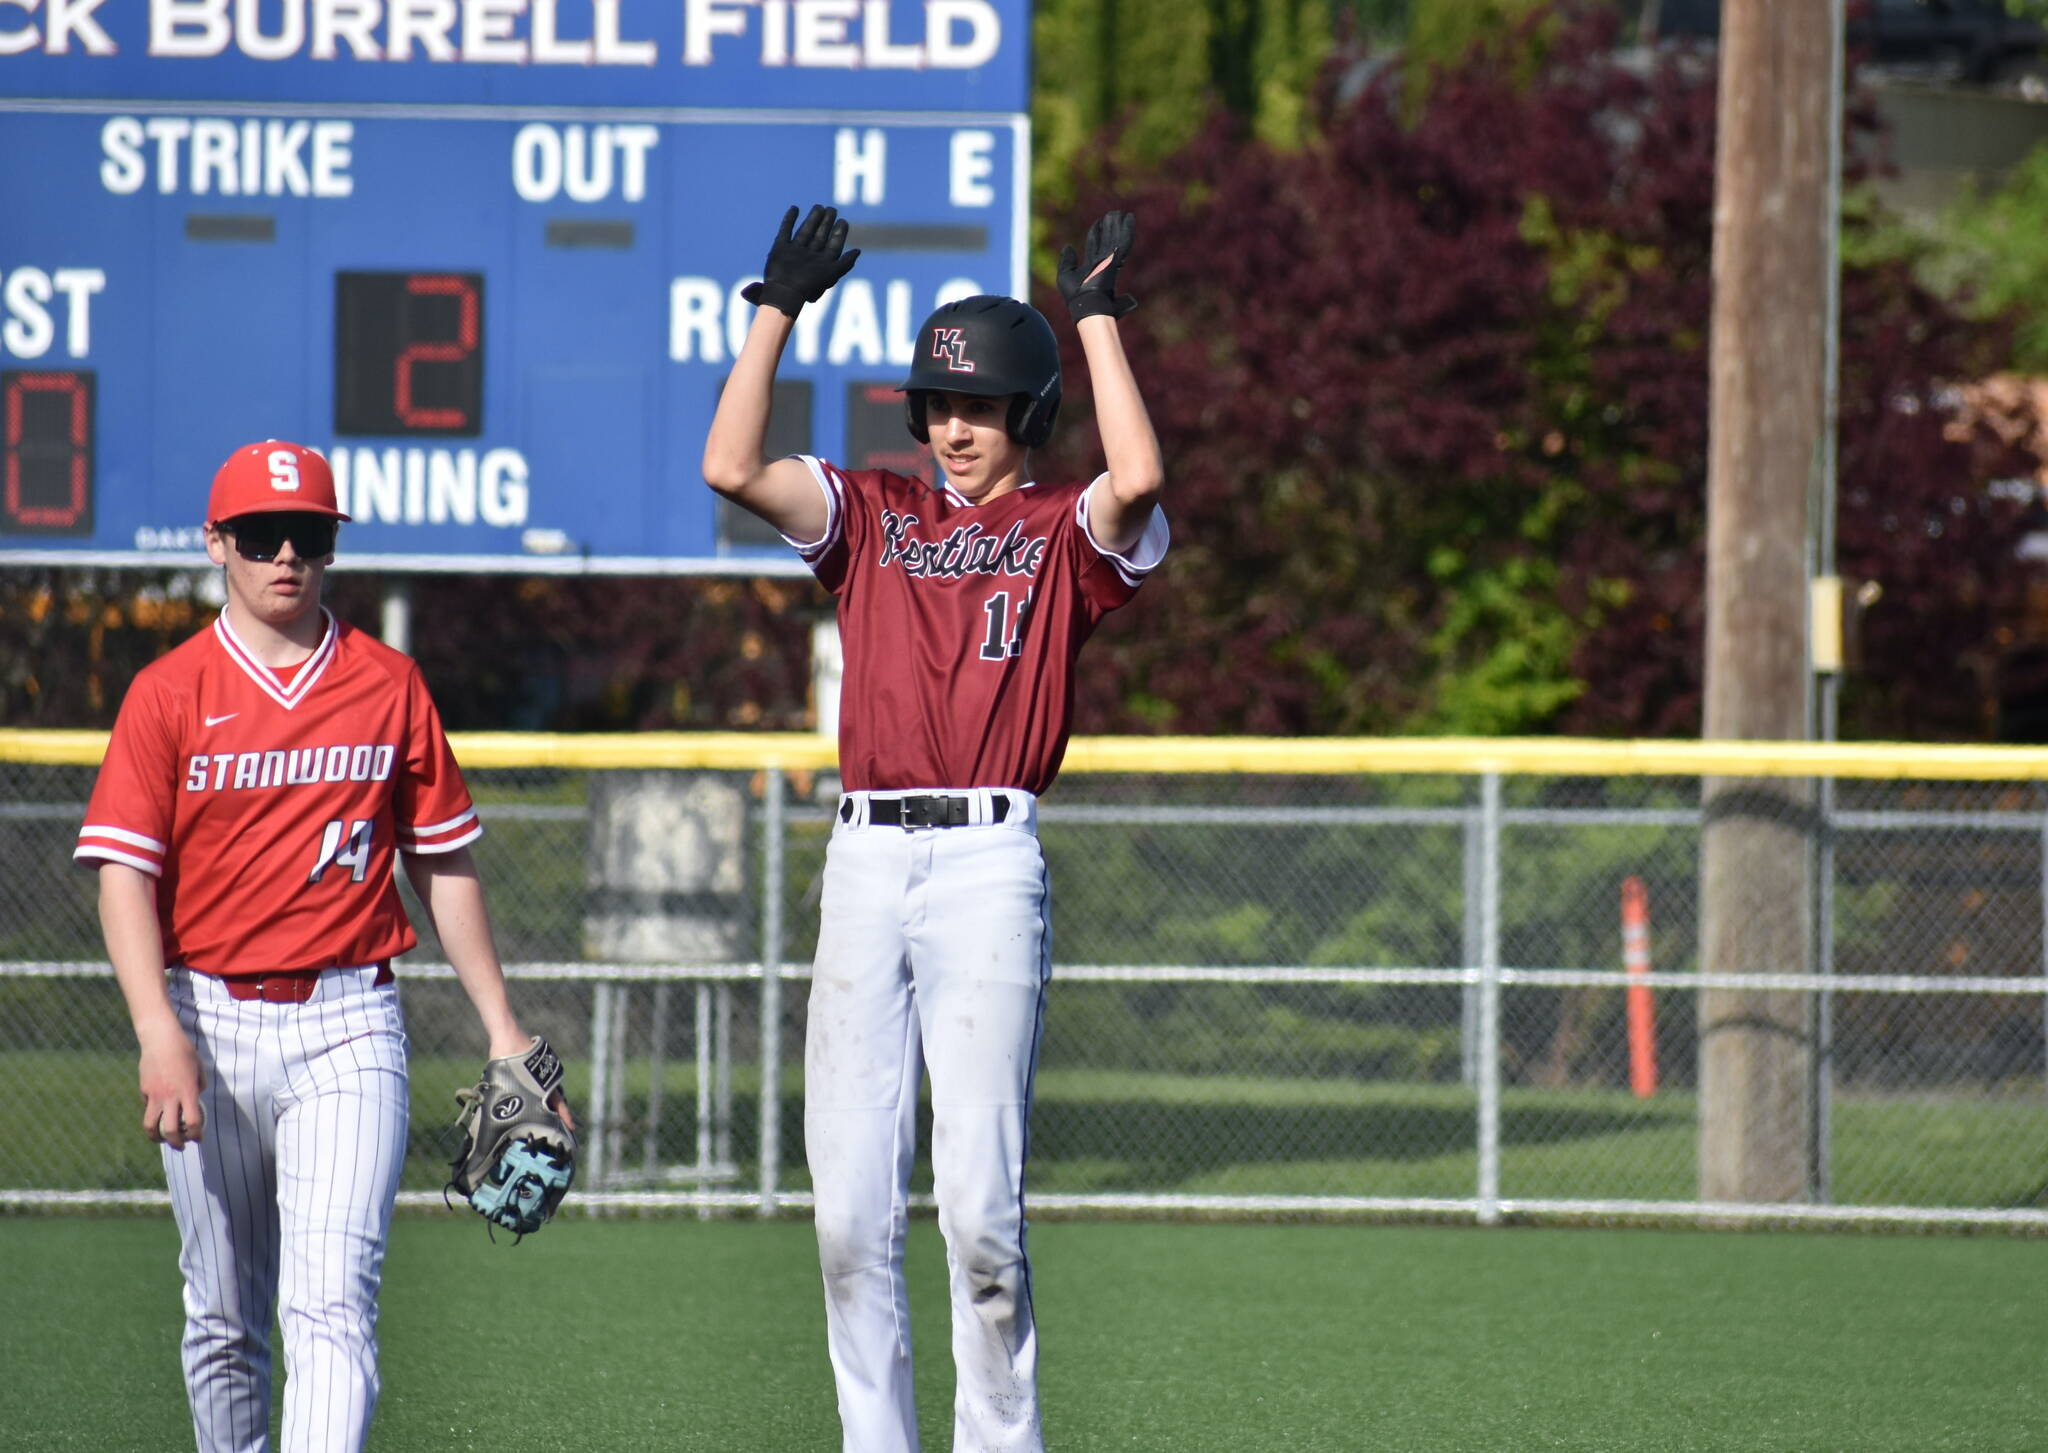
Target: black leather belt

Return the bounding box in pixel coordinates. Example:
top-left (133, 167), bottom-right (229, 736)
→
top-left (847, 793), bottom-right (1011, 828)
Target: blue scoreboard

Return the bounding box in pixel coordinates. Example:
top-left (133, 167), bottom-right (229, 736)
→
top-left (0, 0), bottom-right (1030, 572)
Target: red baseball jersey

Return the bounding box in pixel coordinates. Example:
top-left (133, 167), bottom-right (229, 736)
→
top-left (792, 457), bottom-right (1169, 793)
top-left (74, 610), bottom-right (481, 977)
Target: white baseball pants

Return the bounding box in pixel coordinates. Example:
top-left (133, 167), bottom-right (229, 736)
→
top-left (806, 789), bottom-right (1051, 1453)
top-left (162, 964), bottom-right (409, 1453)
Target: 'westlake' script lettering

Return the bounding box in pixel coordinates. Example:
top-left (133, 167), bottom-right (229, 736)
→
top-left (877, 511), bottom-right (1046, 579)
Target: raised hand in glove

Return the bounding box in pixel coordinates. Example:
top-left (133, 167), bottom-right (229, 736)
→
top-left (1057, 210), bottom-right (1138, 323)
top-left (742, 203), bottom-right (861, 318)
top-left (447, 1036), bottom-right (577, 1240)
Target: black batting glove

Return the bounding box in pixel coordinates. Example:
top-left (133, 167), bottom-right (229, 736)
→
top-left (742, 204), bottom-right (861, 318)
top-left (1057, 210), bottom-right (1138, 323)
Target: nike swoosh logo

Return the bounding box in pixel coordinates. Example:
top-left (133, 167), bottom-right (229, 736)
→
top-left (204, 713), bottom-right (239, 727)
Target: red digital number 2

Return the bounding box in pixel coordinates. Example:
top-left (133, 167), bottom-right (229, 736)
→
top-left (394, 274), bottom-right (479, 430)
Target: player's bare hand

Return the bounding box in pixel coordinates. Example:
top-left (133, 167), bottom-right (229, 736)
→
top-left (1057, 210), bottom-right (1139, 323)
top-left (742, 203), bottom-right (861, 319)
top-left (548, 1091), bottom-right (577, 1133)
top-left (138, 1025), bottom-right (205, 1149)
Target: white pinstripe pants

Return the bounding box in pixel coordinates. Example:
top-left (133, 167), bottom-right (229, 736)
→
top-left (163, 965), bottom-right (409, 1453)
top-left (805, 794), bottom-right (1051, 1453)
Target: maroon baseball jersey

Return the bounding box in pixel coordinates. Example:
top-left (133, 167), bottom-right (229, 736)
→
top-left (75, 610), bottom-right (480, 976)
top-left (792, 456), bottom-right (1169, 793)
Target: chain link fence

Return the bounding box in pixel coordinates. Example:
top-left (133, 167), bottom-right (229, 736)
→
top-left (5, 734), bottom-right (2045, 1228)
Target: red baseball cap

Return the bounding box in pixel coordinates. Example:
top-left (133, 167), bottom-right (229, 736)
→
top-left (207, 440), bottom-right (350, 523)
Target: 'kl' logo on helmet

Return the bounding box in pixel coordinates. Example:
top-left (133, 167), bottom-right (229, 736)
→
top-left (932, 328), bottom-right (975, 374)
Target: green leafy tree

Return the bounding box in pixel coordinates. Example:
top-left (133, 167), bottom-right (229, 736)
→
top-left (1031, 0), bottom-right (1613, 215)
top-left (1915, 145), bottom-right (2048, 372)
top-left (1033, 0), bottom-right (1411, 217)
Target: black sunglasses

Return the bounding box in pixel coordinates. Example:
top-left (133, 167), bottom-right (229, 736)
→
top-left (219, 514), bottom-right (337, 563)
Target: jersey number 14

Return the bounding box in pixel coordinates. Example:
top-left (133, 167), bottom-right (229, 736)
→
top-left (310, 819), bottom-right (374, 883)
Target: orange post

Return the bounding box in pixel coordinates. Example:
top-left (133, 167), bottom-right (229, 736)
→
top-left (1621, 875), bottom-right (1658, 1098)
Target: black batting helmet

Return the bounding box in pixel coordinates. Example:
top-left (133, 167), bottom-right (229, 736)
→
top-left (897, 295), bottom-right (1061, 449)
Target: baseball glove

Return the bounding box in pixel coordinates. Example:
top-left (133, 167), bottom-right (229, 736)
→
top-left (447, 1037), bottom-right (576, 1240)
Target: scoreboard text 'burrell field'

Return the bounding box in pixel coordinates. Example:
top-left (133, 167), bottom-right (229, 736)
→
top-left (0, 0), bottom-right (1031, 573)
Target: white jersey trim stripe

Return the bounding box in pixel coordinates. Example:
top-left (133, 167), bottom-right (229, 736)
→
top-left (78, 823), bottom-right (167, 853)
top-left (1077, 477), bottom-right (1171, 587)
top-left (74, 844), bottom-right (164, 875)
top-left (213, 608), bottom-right (339, 712)
top-left (400, 823), bottom-right (484, 855)
top-left (939, 475), bottom-right (1038, 508)
top-left (407, 808), bottom-right (479, 840)
top-left (787, 455), bottom-right (844, 562)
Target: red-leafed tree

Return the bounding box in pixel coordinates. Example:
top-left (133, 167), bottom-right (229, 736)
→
top-left (1035, 2), bottom-right (2033, 740)
top-left (5, 3), bottom-right (2032, 740)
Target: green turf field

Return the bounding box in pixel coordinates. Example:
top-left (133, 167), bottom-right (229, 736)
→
top-left (2, 1214), bottom-right (2041, 1451)
top-left (13, 1050), bottom-right (2048, 1211)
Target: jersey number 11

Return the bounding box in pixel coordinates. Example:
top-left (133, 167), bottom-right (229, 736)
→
top-left (980, 590), bottom-right (1033, 662)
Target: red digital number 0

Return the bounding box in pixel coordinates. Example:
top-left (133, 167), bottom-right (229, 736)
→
top-left (393, 274), bottom-right (479, 430)
top-left (5, 372), bottom-right (90, 528)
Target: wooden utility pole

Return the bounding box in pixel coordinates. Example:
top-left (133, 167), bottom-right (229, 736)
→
top-left (1699, 0), bottom-right (1834, 1204)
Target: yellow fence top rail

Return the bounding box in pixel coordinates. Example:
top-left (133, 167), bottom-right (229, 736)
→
top-left (8, 729), bottom-right (2048, 780)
